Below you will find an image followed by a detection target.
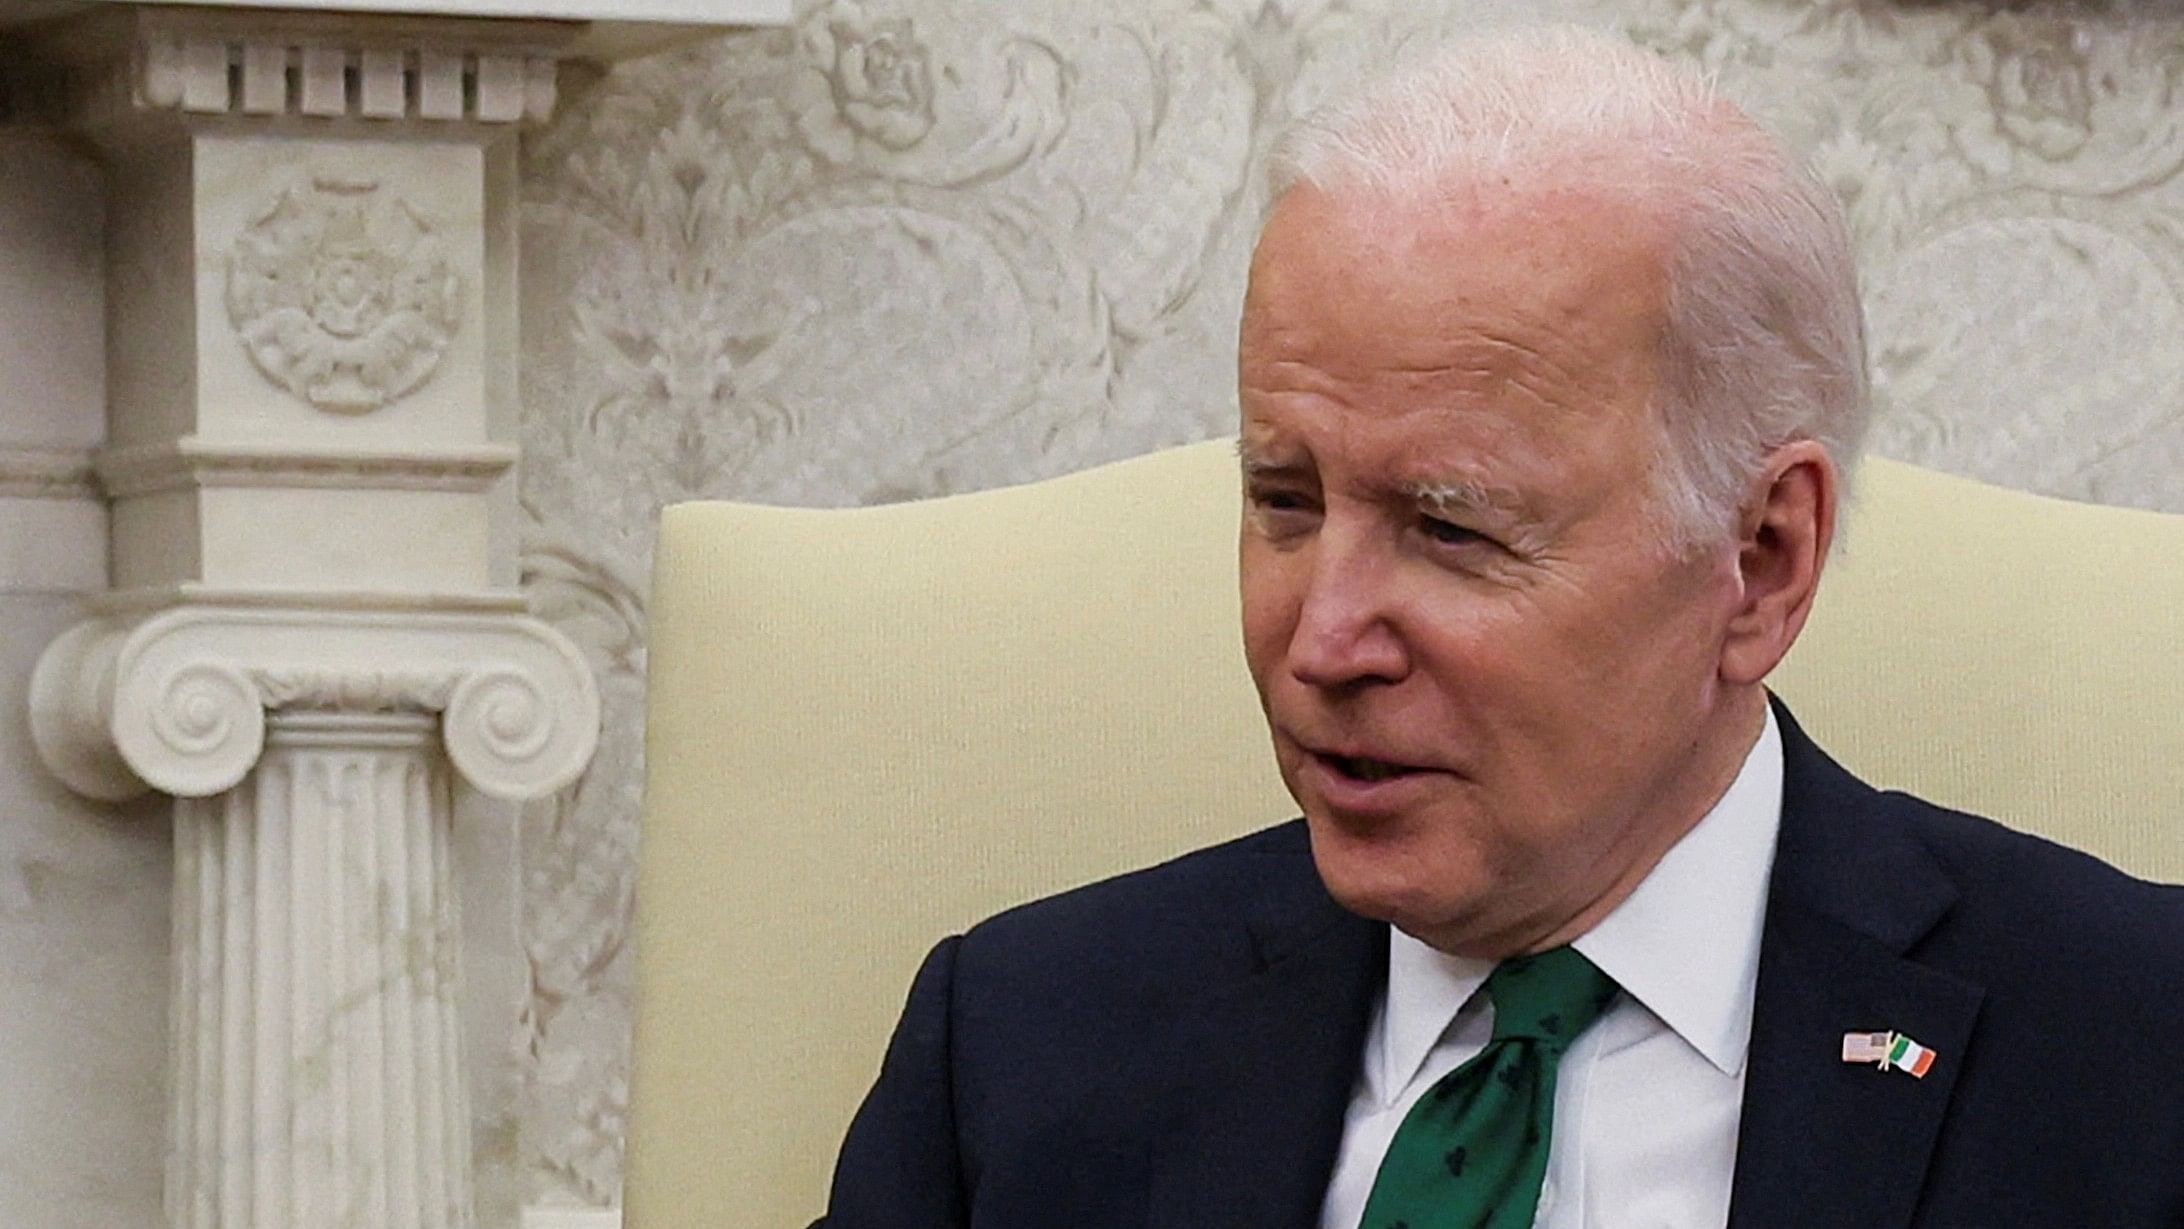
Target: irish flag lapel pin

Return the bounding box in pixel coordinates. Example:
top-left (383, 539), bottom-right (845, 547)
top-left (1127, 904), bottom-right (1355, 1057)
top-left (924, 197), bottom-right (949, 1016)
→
top-left (1842, 1030), bottom-right (1938, 1078)
top-left (1882, 1032), bottom-right (1938, 1078)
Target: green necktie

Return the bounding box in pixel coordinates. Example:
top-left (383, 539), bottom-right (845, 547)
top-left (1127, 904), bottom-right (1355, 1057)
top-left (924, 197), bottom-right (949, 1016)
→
top-left (1356, 946), bottom-right (1619, 1229)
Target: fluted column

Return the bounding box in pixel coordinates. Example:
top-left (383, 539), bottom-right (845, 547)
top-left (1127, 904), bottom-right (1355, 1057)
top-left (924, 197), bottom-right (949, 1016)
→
top-left (171, 711), bottom-right (469, 1229)
top-left (33, 608), bottom-right (600, 1228)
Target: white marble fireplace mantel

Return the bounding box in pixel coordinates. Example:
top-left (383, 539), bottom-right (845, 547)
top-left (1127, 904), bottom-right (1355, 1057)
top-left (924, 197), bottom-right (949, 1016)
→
top-left (0, 2), bottom-right (783, 1226)
top-left (2, 0), bottom-right (789, 60)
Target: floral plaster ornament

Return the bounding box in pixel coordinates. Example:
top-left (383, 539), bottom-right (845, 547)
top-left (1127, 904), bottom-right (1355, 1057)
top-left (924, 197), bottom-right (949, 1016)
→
top-left (799, 3), bottom-right (938, 159)
top-left (226, 174), bottom-right (463, 414)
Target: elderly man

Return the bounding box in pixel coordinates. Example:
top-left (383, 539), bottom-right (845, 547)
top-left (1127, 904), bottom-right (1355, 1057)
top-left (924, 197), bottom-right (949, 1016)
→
top-left (819, 26), bottom-right (2184, 1229)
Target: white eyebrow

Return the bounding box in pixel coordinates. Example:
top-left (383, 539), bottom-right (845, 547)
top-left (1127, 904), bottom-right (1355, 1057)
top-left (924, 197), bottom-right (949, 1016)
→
top-left (1404, 476), bottom-right (1525, 516)
top-left (1236, 442), bottom-right (1300, 478)
top-left (1405, 477), bottom-right (1551, 556)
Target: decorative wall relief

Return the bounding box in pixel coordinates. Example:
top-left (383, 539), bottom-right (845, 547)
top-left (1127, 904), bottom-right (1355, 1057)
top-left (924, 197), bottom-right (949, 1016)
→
top-left (227, 175), bottom-right (463, 415)
top-left (515, 0), bottom-right (2184, 1212)
top-left (509, 544), bottom-right (648, 1208)
top-left (1618, 0), bottom-right (2184, 508)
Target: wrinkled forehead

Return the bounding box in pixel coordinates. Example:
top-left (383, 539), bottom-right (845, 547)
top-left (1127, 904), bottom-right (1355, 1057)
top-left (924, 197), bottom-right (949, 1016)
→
top-left (1245, 176), bottom-right (1676, 335)
top-left (1239, 181), bottom-right (1676, 425)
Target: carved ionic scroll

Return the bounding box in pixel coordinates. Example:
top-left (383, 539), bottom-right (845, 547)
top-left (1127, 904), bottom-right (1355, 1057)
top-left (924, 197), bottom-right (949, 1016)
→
top-left (31, 606), bottom-right (600, 804)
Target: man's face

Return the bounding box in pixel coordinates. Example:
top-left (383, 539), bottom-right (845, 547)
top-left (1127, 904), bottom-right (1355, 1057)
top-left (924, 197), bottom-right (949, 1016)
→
top-left (1238, 182), bottom-right (1749, 957)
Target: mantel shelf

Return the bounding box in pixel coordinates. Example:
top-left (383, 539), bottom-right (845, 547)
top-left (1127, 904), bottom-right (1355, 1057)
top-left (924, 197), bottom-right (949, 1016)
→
top-left (0, 0), bottom-right (789, 62)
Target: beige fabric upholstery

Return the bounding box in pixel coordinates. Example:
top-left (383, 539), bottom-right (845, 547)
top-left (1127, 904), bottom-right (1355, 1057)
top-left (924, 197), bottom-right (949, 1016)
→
top-left (630, 439), bottom-right (2183, 1227)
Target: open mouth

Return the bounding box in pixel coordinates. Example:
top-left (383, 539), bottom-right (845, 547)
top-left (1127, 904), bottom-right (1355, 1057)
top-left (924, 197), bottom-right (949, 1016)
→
top-left (1323, 753), bottom-right (1423, 783)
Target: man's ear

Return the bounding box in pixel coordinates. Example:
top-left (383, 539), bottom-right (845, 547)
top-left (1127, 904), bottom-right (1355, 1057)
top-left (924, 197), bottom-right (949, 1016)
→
top-left (1720, 440), bottom-right (1837, 686)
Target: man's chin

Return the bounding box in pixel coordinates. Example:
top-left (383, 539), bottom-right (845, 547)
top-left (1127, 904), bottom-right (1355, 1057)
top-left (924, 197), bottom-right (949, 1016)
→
top-left (1302, 819), bottom-right (1487, 936)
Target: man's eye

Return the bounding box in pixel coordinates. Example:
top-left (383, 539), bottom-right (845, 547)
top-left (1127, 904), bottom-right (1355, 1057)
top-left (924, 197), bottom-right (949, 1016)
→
top-left (1249, 488), bottom-right (1316, 515)
top-left (1419, 515), bottom-right (1488, 547)
top-left (1246, 488), bottom-right (1321, 540)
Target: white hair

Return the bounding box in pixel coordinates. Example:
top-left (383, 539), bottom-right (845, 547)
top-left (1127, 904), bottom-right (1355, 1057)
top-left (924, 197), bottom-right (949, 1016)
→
top-left (1267, 25), bottom-right (1870, 553)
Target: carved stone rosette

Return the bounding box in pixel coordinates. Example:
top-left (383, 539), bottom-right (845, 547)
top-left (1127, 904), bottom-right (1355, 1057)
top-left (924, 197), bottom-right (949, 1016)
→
top-left (226, 175), bottom-right (464, 415)
top-left (30, 607), bottom-right (599, 1229)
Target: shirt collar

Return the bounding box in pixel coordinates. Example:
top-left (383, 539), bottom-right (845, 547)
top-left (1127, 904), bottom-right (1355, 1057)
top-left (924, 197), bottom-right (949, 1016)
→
top-left (1574, 706), bottom-right (1783, 1075)
top-left (1374, 708), bottom-right (1784, 1096)
top-left (1377, 927), bottom-right (1495, 1103)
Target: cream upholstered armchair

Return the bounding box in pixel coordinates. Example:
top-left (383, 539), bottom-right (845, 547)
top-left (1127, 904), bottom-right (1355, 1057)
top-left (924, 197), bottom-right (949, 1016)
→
top-left (628, 439), bottom-right (2183, 1227)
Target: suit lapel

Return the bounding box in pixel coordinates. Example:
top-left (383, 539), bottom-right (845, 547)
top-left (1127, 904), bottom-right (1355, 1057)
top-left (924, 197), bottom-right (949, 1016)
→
top-left (1132, 704), bottom-right (1985, 1229)
top-left (1728, 703), bottom-right (1985, 1229)
top-left (1145, 826), bottom-right (1385, 1229)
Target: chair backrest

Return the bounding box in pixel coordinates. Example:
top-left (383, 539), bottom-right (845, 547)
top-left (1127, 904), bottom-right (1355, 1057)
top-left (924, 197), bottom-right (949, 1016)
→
top-left (629, 439), bottom-right (2183, 1227)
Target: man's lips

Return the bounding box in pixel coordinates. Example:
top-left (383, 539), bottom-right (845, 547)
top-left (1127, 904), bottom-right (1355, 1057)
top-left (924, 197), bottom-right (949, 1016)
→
top-left (1288, 731), bottom-right (1443, 778)
top-left (1294, 746), bottom-right (1444, 817)
top-left (1279, 725), bottom-right (1458, 812)
top-left (1311, 748), bottom-right (1432, 782)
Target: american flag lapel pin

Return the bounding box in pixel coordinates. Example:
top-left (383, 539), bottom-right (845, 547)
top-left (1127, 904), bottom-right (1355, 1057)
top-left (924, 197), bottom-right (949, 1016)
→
top-left (1841, 1030), bottom-right (1893, 1066)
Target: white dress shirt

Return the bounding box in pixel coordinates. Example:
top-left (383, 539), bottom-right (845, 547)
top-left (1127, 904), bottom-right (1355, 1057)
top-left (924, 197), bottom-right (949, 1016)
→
top-left (1320, 709), bottom-right (1784, 1229)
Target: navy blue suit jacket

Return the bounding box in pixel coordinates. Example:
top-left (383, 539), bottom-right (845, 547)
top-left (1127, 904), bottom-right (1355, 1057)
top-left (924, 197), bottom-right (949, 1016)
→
top-left (820, 706), bottom-right (2184, 1227)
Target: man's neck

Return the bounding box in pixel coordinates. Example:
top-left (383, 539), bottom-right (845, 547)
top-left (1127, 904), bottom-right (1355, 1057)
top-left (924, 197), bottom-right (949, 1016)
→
top-left (1425, 686), bottom-right (1772, 960)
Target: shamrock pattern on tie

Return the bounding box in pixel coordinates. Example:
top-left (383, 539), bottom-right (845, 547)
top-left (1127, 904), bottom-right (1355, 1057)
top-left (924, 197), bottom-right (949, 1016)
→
top-left (1357, 946), bottom-right (1619, 1229)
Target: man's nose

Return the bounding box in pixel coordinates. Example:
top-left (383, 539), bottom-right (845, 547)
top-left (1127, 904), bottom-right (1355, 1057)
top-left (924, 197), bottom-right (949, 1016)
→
top-left (1288, 538), bottom-right (1409, 689)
